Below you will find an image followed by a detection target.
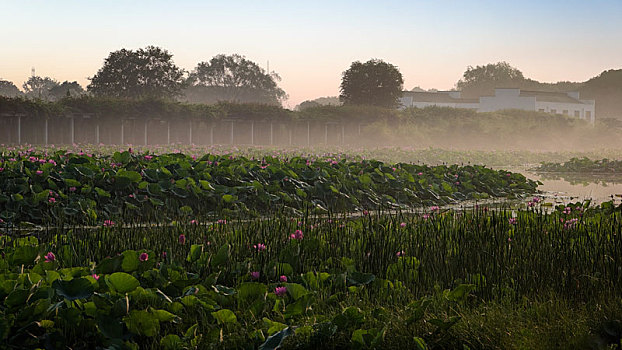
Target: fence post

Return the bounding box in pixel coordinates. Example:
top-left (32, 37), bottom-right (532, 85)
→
top-left (189, 120), bottom-right (193, 144)
top-left (324, 123), bottom-right (328, 145)
top-left (230, 121), bottom-right (234, 144)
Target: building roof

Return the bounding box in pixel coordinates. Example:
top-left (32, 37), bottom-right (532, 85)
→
top-left (518, 90), bottom-right (586, 104)
top-left (401, 91), bottom-right (478, 104)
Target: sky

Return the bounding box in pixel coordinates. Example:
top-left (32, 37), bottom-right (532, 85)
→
top-left (1, 0), bottom-right (621, 108)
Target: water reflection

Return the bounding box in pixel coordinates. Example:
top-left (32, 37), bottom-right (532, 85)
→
top-left (520, 169), bottom-right (622, 205)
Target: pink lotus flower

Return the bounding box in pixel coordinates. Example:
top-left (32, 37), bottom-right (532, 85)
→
top-left (430, 206), bottom-right (440, 212)
top-left (44, 252), bottom-right (55, 263)
top-left (292, 230), bottom-right (304, 240)
top-left (253, 243), bottom-right (266, 252)
top-left (162, 251), bottom-right (167, 259)
top-left (274, 286), bottom-right (287, 297)
top-left (69, 187), bottom-right (77, 192)
top-left (279, 275), bottom-right (288, 282)
top-left (396, 250), bottom-right (405, 257)
top-left (0, 168), bottom-right (4, 172)
top-left (92, 274), bottom-right (100, 281)
top-left (509, 218), bottom-right (517, 225)
top-left (103, 220), bottom-right (115, 227)
top-left (178, 234), bottom-right (186, 244)
top-left (48, 197), bottom-right (56, 203)
top-left (139, 252), bottom-right (149, 261)
top-left (36, 170), bottom-right (43, 175)
top-left (190, 219), bottom-right (197, 225)
top-left (250, 271), bottom-right (260, 280)
top-left (400, 222), bottom-right (406, 228)
top-left (422, 214), bottom-right (430, 220)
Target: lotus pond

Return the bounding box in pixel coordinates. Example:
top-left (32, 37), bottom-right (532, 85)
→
top-left (1, 147), bottom-right (621, 349)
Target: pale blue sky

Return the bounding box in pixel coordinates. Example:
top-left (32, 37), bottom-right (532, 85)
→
top-left (1, 0), bottom-right (621, 107)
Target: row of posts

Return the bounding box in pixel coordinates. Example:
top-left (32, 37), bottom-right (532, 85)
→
top-left (2, 115), bottom-right (359, 146)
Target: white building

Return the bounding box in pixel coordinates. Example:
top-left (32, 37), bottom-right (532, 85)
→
top-left (479, 88), bottom-right (595, 123)
top-left (399, 91), bottom-right (479, 110)
top-left (400, 88), bottom-right (596, 123)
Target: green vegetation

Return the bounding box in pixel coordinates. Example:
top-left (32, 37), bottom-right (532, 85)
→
top-left (0, 147), bottom-right (621, 349)
top-left (1, 201), bottom-right (621, 349)
top-left (88, 46), bottom-right (186, 100)
top-left (0, 149), bottom-right (536, 225)
top-left (537, 157), bottom-right (622, 173)
top-left (339, 59), bottom-right (403, 108)
top-left (186, 54), bottom-right (287, 105)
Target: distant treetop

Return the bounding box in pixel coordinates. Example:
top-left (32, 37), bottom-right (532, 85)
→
top-left (339, 59), bottom-right (404, 108)
top-left (185, 54), bottom-right (287, 105)
top-left (87, 46), bottom-right (186, 100)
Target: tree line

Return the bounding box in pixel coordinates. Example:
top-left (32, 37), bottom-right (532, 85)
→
top-left (0, 48), bottom-right (288, 106)
top-left (1, 47), bottom-right (622, 117)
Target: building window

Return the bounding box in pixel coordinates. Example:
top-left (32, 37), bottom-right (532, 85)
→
top-left (574, 111), bottom-right (580, 118)
top-left (563, 110), bottom-right (569, 115)
top-left (586, 111), bottom-right (592, 119)
top-left (538, 109), bottom-right (545, 112)
top-left (551, 109), bottom-right (557, 114)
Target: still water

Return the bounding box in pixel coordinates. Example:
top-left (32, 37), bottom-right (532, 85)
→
top-left (518, 169), bottom-right (622, 205)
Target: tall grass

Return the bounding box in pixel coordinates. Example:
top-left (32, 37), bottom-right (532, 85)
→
top-left (10, 205), bottom-right (619, 302)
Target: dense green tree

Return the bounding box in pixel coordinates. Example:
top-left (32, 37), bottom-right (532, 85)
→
top-left (88, 46), bottom-right (185, 99)
top-left (49, 81), bottom-right (85, 100)
top-left (0, 79), bottom-right (22, 97)
top-left (579, 69), bottom-right (622, 118)
top-left (456, 61), bottom-right (525, 98)
top-left (186, 54), bottom-right (286, 105)
top-left (339, 59), bottom-right (404, 108)
top-left (22, 76), bottom-right (59, 100)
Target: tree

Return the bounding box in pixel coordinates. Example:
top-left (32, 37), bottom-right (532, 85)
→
top-left (49, 81), bottom-right (85, 100)
top-left (22, 76), bottom-right (59, 100)
top-left (186, 54), bottom-right (287, 105)
top-left (296, 96), bottom-right (341, 110)
top-left (296, 100), bottom-right (321, 110)
top-left (579, 69), bottom-right (622, 118)
top-left (88, 46), bottom-right (185, 99)
top-left (456, 61), bottom-right (525, 98)
top-left (339, 59), bottom-right (404, 108)
top-left (0, 79), bottom-right (22, 97)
